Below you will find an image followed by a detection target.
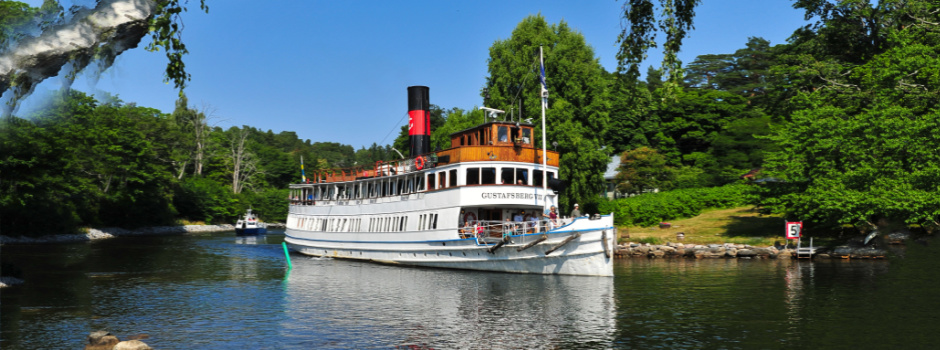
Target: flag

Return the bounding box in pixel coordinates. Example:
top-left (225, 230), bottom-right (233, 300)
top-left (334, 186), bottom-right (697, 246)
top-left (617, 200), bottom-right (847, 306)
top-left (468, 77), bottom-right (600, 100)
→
top-left (300, 156), bottom-right (307, 183)
top-left (540, 60), bottom-right (548, 97)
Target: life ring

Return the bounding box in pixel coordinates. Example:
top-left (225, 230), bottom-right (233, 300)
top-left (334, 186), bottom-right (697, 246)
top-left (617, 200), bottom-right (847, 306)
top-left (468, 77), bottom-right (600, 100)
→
top-left (415, 156), bottom-right (425, 170)
top-left (464, 211), bottom-right (477, 225)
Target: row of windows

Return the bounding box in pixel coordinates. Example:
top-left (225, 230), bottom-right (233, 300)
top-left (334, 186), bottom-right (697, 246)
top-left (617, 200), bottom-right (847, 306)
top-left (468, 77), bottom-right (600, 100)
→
top-left (294, 217), bottom-right (364, 232)
top-left (368, 216), bottom-right (408, 232)
top-left (290, 167), bottom-right (556, 202)
top-left (466, 168), bottom-right (555, 186)
top-left (418, 213), bottom-right (440, 230)
top-left (290, 212), bottom-right (439, 232)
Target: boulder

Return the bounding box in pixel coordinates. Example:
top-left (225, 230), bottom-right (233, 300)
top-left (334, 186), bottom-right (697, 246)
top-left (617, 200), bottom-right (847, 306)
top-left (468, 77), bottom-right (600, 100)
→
top-left (736, 249), bottom-right (756, 258)
top-left (886, 231), bottom-right (911, 245)
top-left (113, 340), bottom-right (152, 350)
top-left (85, 331), bottom-right (119, 350)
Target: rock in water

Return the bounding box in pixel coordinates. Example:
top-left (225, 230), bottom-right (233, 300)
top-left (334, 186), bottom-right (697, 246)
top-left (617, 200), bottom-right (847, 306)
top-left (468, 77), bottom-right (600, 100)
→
top-left (113, 340), bottom-right (153, 350)
top-left (85, 331), bottom-right (119, 350)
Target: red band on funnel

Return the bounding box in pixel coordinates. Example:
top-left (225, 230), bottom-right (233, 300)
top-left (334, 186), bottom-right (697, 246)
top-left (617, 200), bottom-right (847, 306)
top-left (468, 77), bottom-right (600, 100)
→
top-left (408, 110), bottom-right (428, 136)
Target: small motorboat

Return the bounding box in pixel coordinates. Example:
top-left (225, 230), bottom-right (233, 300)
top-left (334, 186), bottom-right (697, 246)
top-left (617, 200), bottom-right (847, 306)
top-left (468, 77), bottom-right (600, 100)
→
top-left (235, 208), bottom-right (267, 235)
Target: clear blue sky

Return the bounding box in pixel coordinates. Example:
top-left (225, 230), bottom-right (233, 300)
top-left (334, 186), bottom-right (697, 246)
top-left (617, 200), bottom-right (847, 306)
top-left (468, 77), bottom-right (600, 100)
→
top-left (20, 0), bottom-right (808, 149)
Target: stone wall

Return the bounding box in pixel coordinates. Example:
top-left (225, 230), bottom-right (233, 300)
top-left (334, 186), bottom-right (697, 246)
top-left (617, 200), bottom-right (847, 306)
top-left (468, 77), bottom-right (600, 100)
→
top-left (614, 242), bottom-right (889, 259)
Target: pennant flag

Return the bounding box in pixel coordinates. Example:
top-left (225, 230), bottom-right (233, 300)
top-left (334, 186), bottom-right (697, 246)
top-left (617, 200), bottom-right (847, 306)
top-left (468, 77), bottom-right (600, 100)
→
top-left (540, 60), bottom-right (548, 97)
top-left (300, 156), bottom-right (307, 183)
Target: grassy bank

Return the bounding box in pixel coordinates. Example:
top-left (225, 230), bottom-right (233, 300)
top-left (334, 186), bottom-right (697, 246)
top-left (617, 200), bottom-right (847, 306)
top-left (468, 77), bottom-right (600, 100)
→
top-left (617, 206), bottom-right (786, 246)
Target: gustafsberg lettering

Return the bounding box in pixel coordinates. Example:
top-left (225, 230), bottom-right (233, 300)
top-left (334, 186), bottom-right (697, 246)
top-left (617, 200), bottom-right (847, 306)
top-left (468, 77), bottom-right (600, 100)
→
top-left (481, 193), bottom-right (542, 200)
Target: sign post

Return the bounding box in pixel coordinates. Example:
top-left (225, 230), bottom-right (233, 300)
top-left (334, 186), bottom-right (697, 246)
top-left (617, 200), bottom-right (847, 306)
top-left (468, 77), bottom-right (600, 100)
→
top-left (785, 221), bottom-right (802, 240)
top-left (786, 221), bottom-right (802, 249)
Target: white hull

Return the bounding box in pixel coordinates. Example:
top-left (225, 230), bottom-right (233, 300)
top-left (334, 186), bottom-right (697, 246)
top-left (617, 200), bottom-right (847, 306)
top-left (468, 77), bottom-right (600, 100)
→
top-left (285, 215), bottom-right (615, 276)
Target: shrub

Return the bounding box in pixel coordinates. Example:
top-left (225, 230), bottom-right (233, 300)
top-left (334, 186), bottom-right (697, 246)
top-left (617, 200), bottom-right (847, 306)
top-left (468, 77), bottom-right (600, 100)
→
top-left (600, 184), bottom-right (757, 227)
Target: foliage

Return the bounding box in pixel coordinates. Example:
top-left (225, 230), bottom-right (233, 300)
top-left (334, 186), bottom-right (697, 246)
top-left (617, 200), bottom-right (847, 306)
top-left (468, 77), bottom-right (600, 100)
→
top-left (0, 91), bottom-right (343, 236)
top-left (759, 0), bottom-right (940, 228)
top-left (146, 0), bottom-right (209, 92)
top-left (599, 184), bottom-right (757, 227)
top-left (618, 0), bottom-right (701, 94)
top-left (615, 147), bottom-right (675, 195)
top-left (484, 15), bottom-right (611, 213)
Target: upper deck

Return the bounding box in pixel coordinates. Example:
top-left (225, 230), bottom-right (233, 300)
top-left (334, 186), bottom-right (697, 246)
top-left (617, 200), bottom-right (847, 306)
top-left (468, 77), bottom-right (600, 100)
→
top-left (299, 120), bottom-right (558, 184)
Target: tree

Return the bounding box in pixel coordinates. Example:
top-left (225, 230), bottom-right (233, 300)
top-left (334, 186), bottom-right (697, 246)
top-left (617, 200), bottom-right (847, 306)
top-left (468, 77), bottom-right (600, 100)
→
top-left (761, 1), bottom-right (940, 229)
top-left (618, 0), bottom-right (701, 94)
top-left (484, 15), bottom-right (611, 212)
top-left (1, 0), bottom-right (208, 113)
top-left (170, 94), bottom-right (213, 178)
top-left (227, 127), bottom-right (261, 194)
top-left (615, 147), bottom-right (675, 196)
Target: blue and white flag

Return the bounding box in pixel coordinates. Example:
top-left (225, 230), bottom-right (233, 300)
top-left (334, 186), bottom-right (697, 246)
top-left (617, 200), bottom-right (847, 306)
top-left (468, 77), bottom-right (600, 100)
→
top-left (540, 60), bottom-right (548, 97)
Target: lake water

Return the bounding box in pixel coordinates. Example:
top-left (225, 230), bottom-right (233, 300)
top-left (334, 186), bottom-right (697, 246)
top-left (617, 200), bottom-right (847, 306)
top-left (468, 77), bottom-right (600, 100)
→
top-left (2, 231), bottom-right (938, 349)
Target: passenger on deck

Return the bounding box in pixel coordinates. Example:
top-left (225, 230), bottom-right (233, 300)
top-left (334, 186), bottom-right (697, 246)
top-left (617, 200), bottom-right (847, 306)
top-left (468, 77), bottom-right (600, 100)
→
top-left (459, 221), bottom-right (471, 239)
top-left (544, 206), bottom-right (558, 230)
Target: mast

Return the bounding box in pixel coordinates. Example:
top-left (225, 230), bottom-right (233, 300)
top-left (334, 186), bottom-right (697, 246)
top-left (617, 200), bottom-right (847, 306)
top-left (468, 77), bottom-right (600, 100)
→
top-left (540, 46), bottom-right (548, 207)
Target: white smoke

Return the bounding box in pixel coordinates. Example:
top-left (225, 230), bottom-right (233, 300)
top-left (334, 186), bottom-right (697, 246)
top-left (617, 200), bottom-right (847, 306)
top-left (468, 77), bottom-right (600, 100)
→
top-left (0, 0), bottom-right (156, 116)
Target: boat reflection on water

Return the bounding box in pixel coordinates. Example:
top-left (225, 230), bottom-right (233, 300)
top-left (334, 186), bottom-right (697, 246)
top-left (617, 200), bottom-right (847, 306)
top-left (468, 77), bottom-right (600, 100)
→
top-left (235, 236), bottom-right (266, 245)
top-left (281, 256), bottom-right (616, 349)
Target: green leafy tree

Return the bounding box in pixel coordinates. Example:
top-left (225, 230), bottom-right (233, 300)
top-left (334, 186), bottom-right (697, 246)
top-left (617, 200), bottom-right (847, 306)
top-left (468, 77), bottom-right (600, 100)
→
top-left (618, 0), bottom-right (701, 95)
top-left (484, 15), bottom-right (610, 212)
top-left (615, 147), bottom-right (675, 196)
top-left (762, 1), bottom-right (940, 229)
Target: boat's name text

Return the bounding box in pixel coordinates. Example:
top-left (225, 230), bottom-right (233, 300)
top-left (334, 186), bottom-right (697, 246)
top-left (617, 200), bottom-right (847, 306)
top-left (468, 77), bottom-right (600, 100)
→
top-left (481, 192), bottom-right (544, 201)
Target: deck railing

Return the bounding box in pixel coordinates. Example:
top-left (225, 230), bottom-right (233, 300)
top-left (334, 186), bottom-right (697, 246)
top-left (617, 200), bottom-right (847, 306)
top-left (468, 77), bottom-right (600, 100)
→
top-left (458, 219), bottom-right (563, 239)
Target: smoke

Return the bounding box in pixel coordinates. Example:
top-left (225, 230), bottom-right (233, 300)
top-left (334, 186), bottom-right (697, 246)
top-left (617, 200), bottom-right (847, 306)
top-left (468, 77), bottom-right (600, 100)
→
top-left (0, 0), bottom-right (157, 117)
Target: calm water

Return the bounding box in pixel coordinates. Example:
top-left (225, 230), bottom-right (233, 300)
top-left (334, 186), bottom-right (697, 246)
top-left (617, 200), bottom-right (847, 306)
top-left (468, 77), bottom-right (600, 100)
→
top-left (2, 231), bottom-right (938, 349)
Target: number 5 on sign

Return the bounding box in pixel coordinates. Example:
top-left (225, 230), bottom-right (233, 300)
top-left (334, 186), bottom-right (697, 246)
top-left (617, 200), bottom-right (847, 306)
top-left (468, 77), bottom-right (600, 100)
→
top-left (786, 221), bottom-right (802, 240)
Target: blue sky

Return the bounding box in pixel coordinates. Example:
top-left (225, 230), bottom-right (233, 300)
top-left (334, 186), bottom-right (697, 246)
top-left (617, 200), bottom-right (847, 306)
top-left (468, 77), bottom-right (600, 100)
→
top-left (19, 0), bottom-right (809, 149)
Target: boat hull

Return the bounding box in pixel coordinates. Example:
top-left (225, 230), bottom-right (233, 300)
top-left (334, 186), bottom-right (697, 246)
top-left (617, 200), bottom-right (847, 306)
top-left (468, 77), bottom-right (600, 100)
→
top-left (235, 227), bottom-right (267, 235)
top-left (284, 215), bottom-right (615, 276)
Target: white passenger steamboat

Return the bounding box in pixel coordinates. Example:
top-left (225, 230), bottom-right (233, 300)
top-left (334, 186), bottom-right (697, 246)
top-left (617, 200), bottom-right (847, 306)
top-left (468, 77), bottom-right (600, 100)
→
top-left (284, 85), bottom-right (614, 276)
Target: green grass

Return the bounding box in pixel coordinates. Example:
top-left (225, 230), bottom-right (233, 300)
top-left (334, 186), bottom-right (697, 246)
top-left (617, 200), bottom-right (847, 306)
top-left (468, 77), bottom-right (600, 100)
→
top-left (617, 206), bottom-right (786, 246)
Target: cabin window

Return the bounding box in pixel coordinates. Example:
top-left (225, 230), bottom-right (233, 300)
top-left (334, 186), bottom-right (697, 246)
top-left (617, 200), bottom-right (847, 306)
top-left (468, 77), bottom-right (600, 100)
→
top-left (449, 170), bottom-right (457, 187)
top-left (522, 128), bottom-right (532, 144)
top-left (431, 213), bottom-right (438, 229)
top-left (439, 171), bottom-right (447, 188)
top-left (481, 167), bottom-right (496, 184)
top-left (509, 127), bottom-right (520, 142)
top-left (516, 168), bottom-right (528, 185)
top-left (416, 175), bottom-right (424, 191)
top-left (467, 168), bottom-right (480, 185)
top-left (497, 126), bottom-right (509, 142)
top-left (400, 216), bottom-right (406, 231)
top-left (534, 170), bottom-right (544, 187)
top-left (501, 168), bottom-right (515, 184)
top-left (427, 173), bottom-right (436, 190)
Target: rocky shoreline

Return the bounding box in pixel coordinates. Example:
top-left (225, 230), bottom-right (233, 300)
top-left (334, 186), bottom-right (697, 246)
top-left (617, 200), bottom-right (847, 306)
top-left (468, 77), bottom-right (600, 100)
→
top-left (0, 224), bottom-right (237, 245)
top-left (614, 241), bottom-right (891, 259)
